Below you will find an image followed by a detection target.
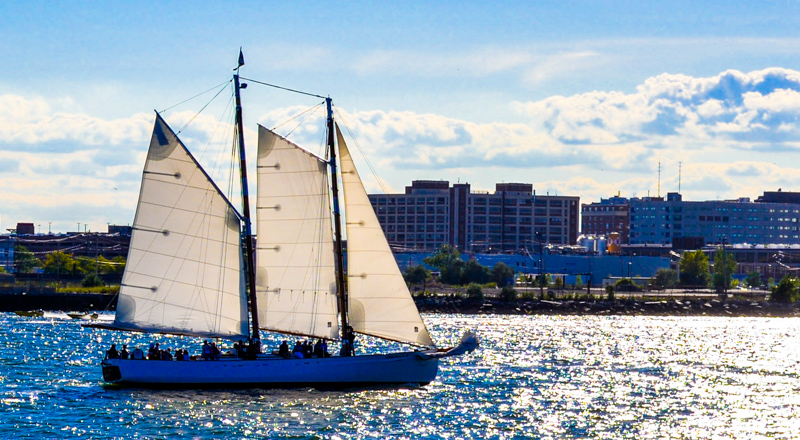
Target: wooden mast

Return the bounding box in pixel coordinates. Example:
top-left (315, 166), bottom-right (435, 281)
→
top-left (233, 51), bottom-right (261, 342)
top-left (327, 97), bottom-right (352, 355)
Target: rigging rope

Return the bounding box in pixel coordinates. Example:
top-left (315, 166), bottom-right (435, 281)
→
top-left (159, 80), bottom-right (231, 114)
top-left (334, 108), bottom-right (389, 195)
top-left (278, 102), bottom-right (325, 138)
top-left (240, 77), bottom-right (326, 99)
top-left (176, 83), bottom-right (231, 135)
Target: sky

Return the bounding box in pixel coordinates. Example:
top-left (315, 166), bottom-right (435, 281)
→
top-left (3, 1), bottom-right (800, 233)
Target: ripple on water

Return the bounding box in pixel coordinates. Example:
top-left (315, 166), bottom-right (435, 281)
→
top-left (1, 313), bottom-right (800, 438)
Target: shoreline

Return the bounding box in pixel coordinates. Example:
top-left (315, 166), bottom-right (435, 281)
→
top-left (3, 291), bottom-right (799, 318)
top-left (415, 296), bottom-right (800, 317)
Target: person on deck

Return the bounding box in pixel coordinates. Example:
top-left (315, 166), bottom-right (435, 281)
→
top-left (211, 342), bottom-right (220, 361)
top-left (313, 339), bottom-right (323, 358)
top-left (119, 345), bottom-right (129, 360)
top-left (235, 341), bottom-right (246, 359)
top-left (292, 341), bottom-right (304, 358)
top-left (202, 340), bottom-right (212, 361)
top-left (106, 344), bottom-right (119, 359)
top-left (132, 347), bottom-right (144, 360)
top-left (279, 341), bottom-right (290, 359)
top-left (321, 340), bottom-right (329, 357)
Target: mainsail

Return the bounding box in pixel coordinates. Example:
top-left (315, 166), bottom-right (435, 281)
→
top-left (255, 125), bottom-right (339, 340)
top-left (112, 114), bottom-right (249, 339)
top-left (337, 125), bottom-right (434, 347)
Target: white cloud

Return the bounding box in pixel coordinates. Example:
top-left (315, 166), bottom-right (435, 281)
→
top-left (5, 67), bottom-right (800, 232)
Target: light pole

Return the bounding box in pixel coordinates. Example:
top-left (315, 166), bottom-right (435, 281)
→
top-left (722, 237), bottom-right (728, 297)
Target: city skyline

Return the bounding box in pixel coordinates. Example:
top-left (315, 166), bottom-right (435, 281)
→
top-left (4, 1), bottom-right (800, 233)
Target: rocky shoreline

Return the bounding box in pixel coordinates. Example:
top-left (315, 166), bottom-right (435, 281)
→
top-left (415, 296), bottom-right (800, 317)
top-left (3, 290), bottom-right (799, 318)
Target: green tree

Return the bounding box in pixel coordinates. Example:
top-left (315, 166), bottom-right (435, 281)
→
top-left (500, 285), bottom-right (518, 302)
top-left (770, 275), bottom-right (799, 303)
top-left (491, 262), bottom-right (515, 286)
top-left (678, 250), bottom-right (711, 287)
top-left (653, 268), bottom-right (678, 289)
top-left (465, 283), bottom-right (484, 302)
top-left (461, 258), bottom-right (491, 284)
top-left (575, 275), bottom-right (584, 288)
top-left (111, 256), bottom-right (126, 275)
top-left (81, 273), bottom-right (104, 288)
top-left (614, 278), bottom-right (641, 292)
top-left (42, 251), bottom-right (79, 275)
top-left (404, 264), bottom-right (431, 285)
top-left (423, 245), bottom-right (465, 285)
top-left (14, 245), bottom-right (40, 273)
top-left (711, 248), bottom-right (737, 293)
top-left (96, 255), bottom-right (115, 274)
top-left (744, 271), bottom-right (762, 288)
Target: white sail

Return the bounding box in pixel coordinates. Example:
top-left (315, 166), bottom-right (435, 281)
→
top-left (113, 114), bottom-right (249, 339)
top-left (255, 125), bottom-right (339, 340)
top-left (337, 126), bottom-right (434, 347)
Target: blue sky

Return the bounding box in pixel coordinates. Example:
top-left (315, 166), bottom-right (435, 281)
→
top-left (3, 1), bottom-right (800, 233)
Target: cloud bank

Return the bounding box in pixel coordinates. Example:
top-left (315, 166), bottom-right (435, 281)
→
top-left (3, 68), bottom-right (800, 232)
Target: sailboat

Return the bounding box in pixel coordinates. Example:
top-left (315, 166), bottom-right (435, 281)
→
top-left (93, 53), bottom-right (477, 388)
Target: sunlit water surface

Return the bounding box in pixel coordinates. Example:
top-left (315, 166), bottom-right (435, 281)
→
top-left (1, 312), bottom-right (799, 439)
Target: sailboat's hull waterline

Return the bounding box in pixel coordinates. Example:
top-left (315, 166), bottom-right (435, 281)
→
top-left (102, 351), bottom-right (439, 389)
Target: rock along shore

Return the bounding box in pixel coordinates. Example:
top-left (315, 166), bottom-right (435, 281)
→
top-left (3, 290), bottom-right (799, 318)
top-left (414, 296), bottom-right (800, 317)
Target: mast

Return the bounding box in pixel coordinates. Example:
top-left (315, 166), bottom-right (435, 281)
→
top-left (327, 97), bottom-right (352, 355)
top-left (233, 55), bottom-right (260, 342)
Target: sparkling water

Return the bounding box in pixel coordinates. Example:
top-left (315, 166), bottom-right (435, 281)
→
top-left (1, 312), bottom-right (798, 438)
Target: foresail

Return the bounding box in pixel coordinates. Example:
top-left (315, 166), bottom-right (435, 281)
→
top-left (113, 114), bottom-right (249, 339)
top-left (337, 125), bottom-right (434, 347)
top-left (255, 125), bottom-right (339, 340)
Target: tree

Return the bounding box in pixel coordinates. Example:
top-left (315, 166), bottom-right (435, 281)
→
top-left (770, 275), bottom-right (799, 303)
top-left (81, 273), bottom-right (104, 288)
top-left (461, 258), bottom-right (490, 285)
top-left (614, 278), bottom-right (641, 292)
top-left (111, 256), bottom-right (126, 275)
top-left (653, 268), bottom-right (678, 289)
top-left (678, 250), bottom-right (711, 287)
top-left (500, 285), bottom-right (518, 302)
top-left (744, 271), bottom-right (762, 288)
top-left (42, 251), bottom-right (78, 275)
top-left (404, 264), bottom-right (431, 285)
top-left (14, 245), bottom-right (40, 273)
top-left (465, 283), bottom-right (484, 302)
top-left (491, 262), bottom-right (515, 286)
top-left (423, 245), bottom-right (465, 285)
top-left (711, 248), bottom-right (737, 293)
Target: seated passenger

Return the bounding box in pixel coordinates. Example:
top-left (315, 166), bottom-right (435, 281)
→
top-left (119, 345), bottom-right (129, 360)
top-left (279, 341), bottom-right (290, 359)
top-left (292, 341), bottom-right (304, 358)
top-left (132, 347), bottom-right (144, 360)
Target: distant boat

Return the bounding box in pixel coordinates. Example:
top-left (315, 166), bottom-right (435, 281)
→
top-left (89, 52), bottom-right (477, 388)
top-left (15, 310), bottom-right (44, 317)
top-left (67, 312), bottom-right (99, 320)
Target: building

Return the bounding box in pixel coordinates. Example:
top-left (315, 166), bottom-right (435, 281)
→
top-left (0, 224), bottom-right (132, 273)
top-left (581, 196), bottom-right (631, 244)
top-left (368, 180), bottom-right (579, 252)
top-left (629, 192), bottom-right (800, 245)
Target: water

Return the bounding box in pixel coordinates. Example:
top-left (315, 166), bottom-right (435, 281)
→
top-left (2, 312), bottom-right (799, 439)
